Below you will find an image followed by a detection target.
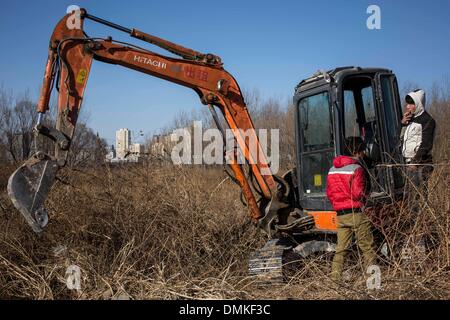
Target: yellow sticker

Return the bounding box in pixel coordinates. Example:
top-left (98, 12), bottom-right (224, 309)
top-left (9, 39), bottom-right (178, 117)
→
top-left (76, 69), bottom-right (87, 84)
top-left (314, 174), bottom-right (322, 187)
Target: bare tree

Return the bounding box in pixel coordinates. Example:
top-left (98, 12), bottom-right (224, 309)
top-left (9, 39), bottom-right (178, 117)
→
top-left (400, 81), bottom-right (421, 100)
top-left (67, 123), bottom-right (108, 167)
top-left (0, 88), bottom-right (37, 163)
top-left (0, 87), bottom-right (10, 162)
top-left (0, 86), bottom-right (107, 167)
top-left (429, 77), bottom-right (450, 162)
top-left (14, 94), bottom-right (38, 160)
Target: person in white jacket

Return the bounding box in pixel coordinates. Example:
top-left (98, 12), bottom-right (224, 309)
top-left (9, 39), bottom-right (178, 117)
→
top-left (401, 89), bottom-right (436, 190)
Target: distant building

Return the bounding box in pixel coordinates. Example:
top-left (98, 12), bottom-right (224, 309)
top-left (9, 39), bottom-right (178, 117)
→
top-left (149, 133), bottom-right (177, 157)
top-left (106, 129), bottom-right (147, 163)
top-left (105, 144), bottom-right (116, 161)
top-left (132, 143), bottom-right (144, 155)
top-left (124, 143), bottom-right (145, 162)
top-left (116, 128), bottom-right (131, 159)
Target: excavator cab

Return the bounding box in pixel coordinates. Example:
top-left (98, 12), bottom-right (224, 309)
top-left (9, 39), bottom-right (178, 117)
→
top-left (293, 67), bottom-right (405, 230)
top-left (250, 68), bottom-right (408, 282)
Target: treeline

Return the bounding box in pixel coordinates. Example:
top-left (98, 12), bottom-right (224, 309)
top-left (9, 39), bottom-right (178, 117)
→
top-left (151, 89), bottom-right (298, 171)
top-left (0, 86), bottom-right (108, 167)
top-left (157, 82), bottom-right (450, 172)
top-left (2, 79), bottom-right (449, 170)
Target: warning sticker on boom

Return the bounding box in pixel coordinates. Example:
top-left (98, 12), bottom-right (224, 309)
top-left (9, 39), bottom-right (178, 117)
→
top-left (76, 69), bottom-right (87, 84)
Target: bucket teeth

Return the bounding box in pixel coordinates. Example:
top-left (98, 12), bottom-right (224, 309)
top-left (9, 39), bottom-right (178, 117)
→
top-left (7, 153), bottom-right (59, 233)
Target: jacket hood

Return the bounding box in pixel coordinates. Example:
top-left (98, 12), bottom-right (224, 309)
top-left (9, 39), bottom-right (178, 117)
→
top-left (333, 155), bottom-right (359, 168)
top-left (406, 89), bottom-right (426, 116)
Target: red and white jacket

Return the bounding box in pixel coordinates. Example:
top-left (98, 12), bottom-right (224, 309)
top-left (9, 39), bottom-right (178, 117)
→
top-left (326, 156), bottom-right (366, 211)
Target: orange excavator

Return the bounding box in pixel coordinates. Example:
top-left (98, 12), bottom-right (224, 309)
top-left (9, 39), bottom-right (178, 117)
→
top-left (8, 9), bottom-right (406, 283)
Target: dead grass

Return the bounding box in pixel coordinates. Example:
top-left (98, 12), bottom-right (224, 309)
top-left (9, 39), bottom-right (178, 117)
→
top-left (0, 160), bottom-right (448, 300)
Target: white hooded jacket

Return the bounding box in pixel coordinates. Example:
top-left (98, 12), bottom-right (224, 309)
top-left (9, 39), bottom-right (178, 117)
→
top-left (401, 89), bottom-right (436, 163)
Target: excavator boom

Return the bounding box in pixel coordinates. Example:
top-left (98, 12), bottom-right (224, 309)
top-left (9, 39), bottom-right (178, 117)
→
top-left (7, 9), bottom-right (292, 234)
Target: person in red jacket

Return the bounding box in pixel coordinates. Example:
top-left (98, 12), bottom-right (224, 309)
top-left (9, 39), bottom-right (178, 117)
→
top-left (326, 137), bottom-right (376, 282)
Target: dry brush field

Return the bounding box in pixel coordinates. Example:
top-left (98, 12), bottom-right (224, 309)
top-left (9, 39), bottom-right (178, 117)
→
top-left (0, 159), bottom-right (449, 299)
top-left (0, 85), bottom-right (449, 300)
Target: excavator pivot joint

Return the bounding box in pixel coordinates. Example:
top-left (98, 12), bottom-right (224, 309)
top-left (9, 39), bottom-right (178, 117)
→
top-left (35, 124), bottom-right (71, 151)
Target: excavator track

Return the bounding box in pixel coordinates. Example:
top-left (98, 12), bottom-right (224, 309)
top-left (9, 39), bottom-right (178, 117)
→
top-left (248, 237), bottom-right (301, 285)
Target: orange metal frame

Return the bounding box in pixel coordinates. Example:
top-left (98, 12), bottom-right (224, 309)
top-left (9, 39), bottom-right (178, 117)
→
top-left (306, 211), bottom-right (338, 231)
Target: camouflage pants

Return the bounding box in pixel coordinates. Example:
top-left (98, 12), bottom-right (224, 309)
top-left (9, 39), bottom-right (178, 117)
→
top-left (331, 212), bottom-right (376, 281)
top-left (404, 165), bottom-right (433, 200)
top-left (405, 165), bottom-right (433, 193)
top-left (403, 165), bottom-right (434, 240)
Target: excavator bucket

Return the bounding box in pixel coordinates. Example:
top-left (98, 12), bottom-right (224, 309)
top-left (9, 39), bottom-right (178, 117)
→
top-left (7, 152), bottom-right (59, 233)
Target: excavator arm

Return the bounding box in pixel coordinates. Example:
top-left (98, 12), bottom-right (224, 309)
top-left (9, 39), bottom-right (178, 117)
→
top-left (8, 9), bottom-right (297, 235)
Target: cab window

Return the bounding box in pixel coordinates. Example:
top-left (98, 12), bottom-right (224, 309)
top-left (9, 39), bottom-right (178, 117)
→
top-left (299, 92), bottom-right (332, 152)
top-left (298, 91), bottom-right (333, 195)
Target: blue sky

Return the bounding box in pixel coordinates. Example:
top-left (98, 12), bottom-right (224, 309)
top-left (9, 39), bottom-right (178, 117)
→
top-left (1, 0), bottom-right (449, 145)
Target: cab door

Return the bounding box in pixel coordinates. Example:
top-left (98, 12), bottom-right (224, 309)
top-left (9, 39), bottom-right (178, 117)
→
top-left (295, 87), bottom-right (334, 210)
top-left (374, 73), bottom-right (405, 194)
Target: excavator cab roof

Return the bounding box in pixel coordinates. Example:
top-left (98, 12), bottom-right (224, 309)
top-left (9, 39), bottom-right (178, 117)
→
top-left (295, 66), bottom-right (393, 93)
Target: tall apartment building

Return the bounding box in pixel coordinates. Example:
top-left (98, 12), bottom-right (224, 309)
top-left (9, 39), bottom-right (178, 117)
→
top-left (116, 128), bottom-right (131, 159)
